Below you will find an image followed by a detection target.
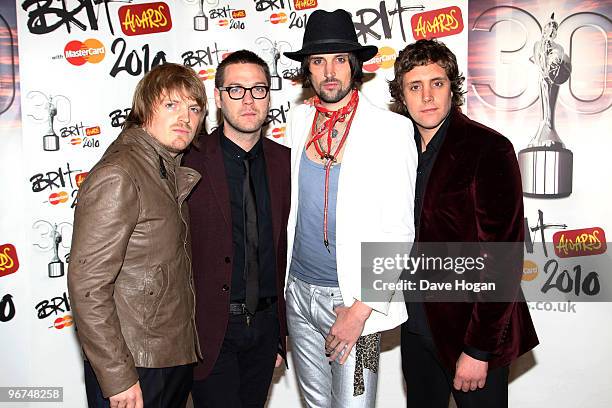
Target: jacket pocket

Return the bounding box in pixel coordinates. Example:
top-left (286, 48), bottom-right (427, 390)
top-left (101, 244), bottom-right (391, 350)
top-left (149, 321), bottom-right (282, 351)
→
top-left (144, 264), bottom-right (169, 327)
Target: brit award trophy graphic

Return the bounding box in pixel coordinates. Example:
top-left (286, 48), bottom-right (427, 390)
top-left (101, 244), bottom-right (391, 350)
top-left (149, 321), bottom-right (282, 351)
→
top-left (256, 37), bottom-right (289, 91)
top-left (26, 91), bottom-right (70, 152)
top-left (48, 224), bottom-right (64, 278)
top-left (32, 220), bottom-right (71, 279)
top-left (518, 14), bottom-right (573, 198)
top-left (194, 0), bottom-right (209, 31)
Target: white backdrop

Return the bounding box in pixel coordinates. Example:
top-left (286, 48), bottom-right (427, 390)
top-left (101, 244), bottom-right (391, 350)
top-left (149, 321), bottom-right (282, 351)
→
top-left (1, 0), bottom-right (610, 407)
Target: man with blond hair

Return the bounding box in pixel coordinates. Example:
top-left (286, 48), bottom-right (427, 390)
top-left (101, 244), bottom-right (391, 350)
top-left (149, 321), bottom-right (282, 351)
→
top-left (68, 63), bottom-right (207, 408)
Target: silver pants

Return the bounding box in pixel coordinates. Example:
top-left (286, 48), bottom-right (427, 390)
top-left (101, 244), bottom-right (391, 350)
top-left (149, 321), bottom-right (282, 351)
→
top-left (286, 275), bottom-right (379, 408)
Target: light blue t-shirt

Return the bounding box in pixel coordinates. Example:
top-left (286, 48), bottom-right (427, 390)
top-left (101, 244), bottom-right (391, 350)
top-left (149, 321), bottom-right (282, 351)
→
top-left (289, 149), bottom-right (341, 287)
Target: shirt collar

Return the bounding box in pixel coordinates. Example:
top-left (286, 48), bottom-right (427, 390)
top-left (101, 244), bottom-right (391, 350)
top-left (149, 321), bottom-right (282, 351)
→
top-left (220, 128), bottom-right (263, 161)
top-left (413, 111), bottom-right (452, 154)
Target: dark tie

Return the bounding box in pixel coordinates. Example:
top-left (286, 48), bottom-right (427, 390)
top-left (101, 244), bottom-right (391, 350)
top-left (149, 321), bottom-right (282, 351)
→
top-left (243, 155), bottom-right (259, 317)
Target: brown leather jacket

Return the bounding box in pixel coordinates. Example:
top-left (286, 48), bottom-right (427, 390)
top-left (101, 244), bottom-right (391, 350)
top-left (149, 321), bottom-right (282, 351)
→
top-left (68, 128), bottom-right (202, 398)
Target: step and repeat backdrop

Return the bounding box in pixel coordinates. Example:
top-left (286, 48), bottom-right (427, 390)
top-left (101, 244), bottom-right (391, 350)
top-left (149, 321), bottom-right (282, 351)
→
top-left (1, 0), bottom-right (610, 406)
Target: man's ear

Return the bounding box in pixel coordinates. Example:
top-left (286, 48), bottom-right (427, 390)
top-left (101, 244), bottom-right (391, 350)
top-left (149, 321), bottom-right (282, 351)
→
top-left (214, 88), bottom-right (222, 109)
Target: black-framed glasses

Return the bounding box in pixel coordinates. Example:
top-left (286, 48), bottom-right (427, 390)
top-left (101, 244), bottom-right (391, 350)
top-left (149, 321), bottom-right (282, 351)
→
top-left (218, 85), bottom-right (270, 100)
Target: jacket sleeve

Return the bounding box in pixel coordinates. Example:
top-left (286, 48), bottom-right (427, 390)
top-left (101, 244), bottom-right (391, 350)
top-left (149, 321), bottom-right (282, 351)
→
top-left (464, 136), bottom-right (525, 353)
top-left (67, 164), bottom-right (140, 398)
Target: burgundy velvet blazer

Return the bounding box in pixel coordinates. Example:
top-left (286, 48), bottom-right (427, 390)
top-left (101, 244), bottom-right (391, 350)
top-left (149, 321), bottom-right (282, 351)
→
top-left (418, 108), bottom-right (539, 371)
top-left (183, 128), bottom-right (291, 380)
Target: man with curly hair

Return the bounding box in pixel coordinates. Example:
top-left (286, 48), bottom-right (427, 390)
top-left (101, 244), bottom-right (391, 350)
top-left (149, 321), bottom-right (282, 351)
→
top-left (389, 39), bottom-right (538, 408)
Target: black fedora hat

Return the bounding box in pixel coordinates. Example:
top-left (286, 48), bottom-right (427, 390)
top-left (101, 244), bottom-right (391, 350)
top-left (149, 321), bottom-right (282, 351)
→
top-left (284, 9), bottom-right (378, 62)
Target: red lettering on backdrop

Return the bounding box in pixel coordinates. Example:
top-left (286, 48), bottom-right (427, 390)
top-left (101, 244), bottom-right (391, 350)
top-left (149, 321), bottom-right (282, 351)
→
top-left (411, 6), bottom-right (464, 40)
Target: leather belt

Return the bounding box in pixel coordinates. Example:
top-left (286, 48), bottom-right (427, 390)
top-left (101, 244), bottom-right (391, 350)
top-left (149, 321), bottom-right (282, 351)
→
top-left (229, 296), bottom-right (277, 315)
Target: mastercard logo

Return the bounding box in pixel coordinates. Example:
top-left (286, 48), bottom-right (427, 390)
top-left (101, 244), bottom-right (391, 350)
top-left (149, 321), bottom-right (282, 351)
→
top-left (50, 315), bottom-right (73, 330)
top-left (75, 172), bottom-right (89, 188)
top-left (198, 68), bottom-right (216, 81)
top-left (49, 191), bottom-right (69, 205)
top-left (271, 126), bottom-right (285, 139)
top-left (363, 46), bottom-right (397, 72)
top-left (218, 19), bottom-right (229, 27)
top-left (270, 13), bottom-right (288, 24)
top-left (64, 39), bottom-right (106, 66)
top-left (522, 260), bottom-right (539, 282)
top-left (71, 137), bottom-right (82, 145)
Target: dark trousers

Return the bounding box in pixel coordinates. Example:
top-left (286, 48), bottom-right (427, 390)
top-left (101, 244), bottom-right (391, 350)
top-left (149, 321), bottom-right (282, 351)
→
top-left (191, 305), bottom-right (280, 408)
top-left (83, 360), bottom-right (193, 408)
top-left (401, 328), bottom-right (509, 408)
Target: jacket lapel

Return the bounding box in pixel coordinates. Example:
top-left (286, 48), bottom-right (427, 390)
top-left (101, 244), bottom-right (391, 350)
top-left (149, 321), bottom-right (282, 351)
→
top-left (176, 165), bottom-right (201, 206)
top-left (421, 109), bottom-right (470, 212)
top-left (201, 129), bottom-right (232, 227)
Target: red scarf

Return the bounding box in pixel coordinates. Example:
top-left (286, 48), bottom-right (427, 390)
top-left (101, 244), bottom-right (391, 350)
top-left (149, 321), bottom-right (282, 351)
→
top-left (306, 89), bottom-right (359, 251)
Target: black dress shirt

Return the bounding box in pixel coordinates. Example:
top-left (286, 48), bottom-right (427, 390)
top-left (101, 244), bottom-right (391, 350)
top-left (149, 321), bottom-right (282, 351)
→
top-left (407, 115), bottom-right (450, 336)
top-left (220, 132), bottom-right (276, 302)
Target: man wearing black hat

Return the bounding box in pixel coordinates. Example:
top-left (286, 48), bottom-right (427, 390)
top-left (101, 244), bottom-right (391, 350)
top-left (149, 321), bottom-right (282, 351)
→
top-left (283, 9), bottom-right (417, 407)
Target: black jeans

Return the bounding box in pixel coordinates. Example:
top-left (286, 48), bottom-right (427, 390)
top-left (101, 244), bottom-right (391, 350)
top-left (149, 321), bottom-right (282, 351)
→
top-left (191, 304), bottom-right (280, 408)
top-left (83, 360), bottom-right (193, 408)
top-left (402, 328), bottom-right (510, 408)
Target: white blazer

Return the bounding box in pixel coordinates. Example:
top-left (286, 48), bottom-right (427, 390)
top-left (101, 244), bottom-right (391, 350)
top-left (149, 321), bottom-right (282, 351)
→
top-left (285, 92), bottom-right (418, 335)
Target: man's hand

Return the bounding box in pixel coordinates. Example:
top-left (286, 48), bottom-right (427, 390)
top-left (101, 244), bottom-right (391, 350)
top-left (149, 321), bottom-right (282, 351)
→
top-left (453, 352), bottom-right (488, 392)
top-left (325, 301), bottom-right (372, 364)
top-left (275, 353), bottom-right (284, 368)
top-left (109, 381), bottom-right (143, 408)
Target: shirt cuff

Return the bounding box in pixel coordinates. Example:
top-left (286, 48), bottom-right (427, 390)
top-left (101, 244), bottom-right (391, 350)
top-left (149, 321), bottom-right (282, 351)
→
top-left (463, 346), bottom-right (493, 362)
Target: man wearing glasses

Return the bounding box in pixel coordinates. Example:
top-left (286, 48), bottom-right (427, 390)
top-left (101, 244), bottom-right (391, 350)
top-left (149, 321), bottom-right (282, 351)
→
top-left (183, 50), bottom-right (290, 407)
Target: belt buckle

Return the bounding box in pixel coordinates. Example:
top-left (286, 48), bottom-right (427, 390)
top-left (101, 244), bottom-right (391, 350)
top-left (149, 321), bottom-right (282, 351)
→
top-left (229, 302), bottom-right (247, 315)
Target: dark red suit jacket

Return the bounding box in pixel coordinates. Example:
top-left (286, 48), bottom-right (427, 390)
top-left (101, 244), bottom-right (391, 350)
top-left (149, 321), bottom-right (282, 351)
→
top-left (418, 108), bottom-right (539, 371)
top-left (183, 128), bottom-right (290, 380)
